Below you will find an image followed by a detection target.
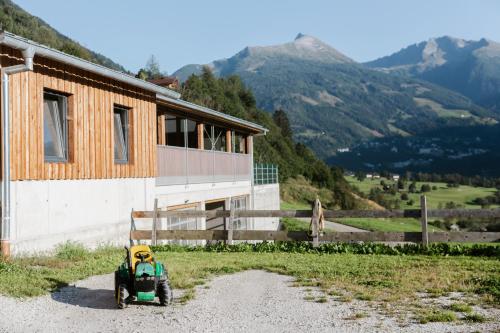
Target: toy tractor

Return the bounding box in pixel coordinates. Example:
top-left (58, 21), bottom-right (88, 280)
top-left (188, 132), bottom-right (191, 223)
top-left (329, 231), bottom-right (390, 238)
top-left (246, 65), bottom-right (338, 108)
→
top-left (114, 245), bottom-right (173, 308)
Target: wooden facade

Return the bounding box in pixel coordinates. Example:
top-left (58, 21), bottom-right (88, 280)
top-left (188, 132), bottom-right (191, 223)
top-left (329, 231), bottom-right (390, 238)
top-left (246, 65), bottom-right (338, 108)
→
top-left (0, 45), bottom-right (157, 181)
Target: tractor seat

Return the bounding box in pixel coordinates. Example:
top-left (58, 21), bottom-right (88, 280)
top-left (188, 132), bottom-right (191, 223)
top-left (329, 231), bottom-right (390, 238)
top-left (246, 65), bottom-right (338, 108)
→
top-left (130, 245), bottom-right (154, 273)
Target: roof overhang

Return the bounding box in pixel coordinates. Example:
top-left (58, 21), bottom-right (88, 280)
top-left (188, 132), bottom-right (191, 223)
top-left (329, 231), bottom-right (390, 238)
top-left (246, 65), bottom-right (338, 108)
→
top-left (0, 30), bottom-right (267, 135)
top-left (156, 94), bottom-right (268, 135)
top-left (0, 31), bottom-right (181, 99)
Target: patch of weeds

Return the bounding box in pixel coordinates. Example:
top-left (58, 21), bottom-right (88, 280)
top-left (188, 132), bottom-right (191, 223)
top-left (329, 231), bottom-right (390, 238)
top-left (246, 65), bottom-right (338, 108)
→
top-left (303, 295), bottom-right (315, 301)
top-left (339, 295), bottom-right (353, 303)
top-left (355, 293), bottom-right (374, 301)
top-left (448, 302), bottom-right (472, 313)
top-left (426, 288), bottom-right (448, 298)
top-left (316, 297), bottom-right (328, 303)
top-left (471, 276), bottom-right (500, 304)
top-left (360, 279), bottom-right (396, 288)
top-left (305, 288), bottom-right (313, 292)
top-left (178, 288), bottom-right (195, 304)
top-left (463, 313), bottom-right (487, 323)
top-left (328, 290), bottom-right (342, 296)
top-left (346, 312), bottom-right (368, 320)
top-left (419, 309), bottom-right (457, 324)
top-left (55, 241), bottom-right (89, 261)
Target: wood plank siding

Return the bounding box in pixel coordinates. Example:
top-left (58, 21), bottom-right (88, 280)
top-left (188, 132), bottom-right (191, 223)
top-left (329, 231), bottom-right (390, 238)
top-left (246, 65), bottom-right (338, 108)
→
top-left (0, 46), bottom-right (157, 180)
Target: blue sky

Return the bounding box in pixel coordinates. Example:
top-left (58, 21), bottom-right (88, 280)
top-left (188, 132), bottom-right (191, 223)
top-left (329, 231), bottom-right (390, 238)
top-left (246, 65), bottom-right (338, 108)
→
top-left (14, 0), bottom-right (500, 73)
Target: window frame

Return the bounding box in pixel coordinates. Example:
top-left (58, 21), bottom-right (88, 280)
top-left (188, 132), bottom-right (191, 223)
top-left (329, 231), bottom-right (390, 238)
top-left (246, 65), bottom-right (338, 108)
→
top-left (113, 105), bottom-right (130, 164)
top-left (43, 89), bottom-right (69, 163)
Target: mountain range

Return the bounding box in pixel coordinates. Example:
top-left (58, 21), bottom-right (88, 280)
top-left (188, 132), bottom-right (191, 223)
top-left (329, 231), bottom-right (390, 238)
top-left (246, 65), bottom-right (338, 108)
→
top-left (174, 34), bottom-right (499, 171)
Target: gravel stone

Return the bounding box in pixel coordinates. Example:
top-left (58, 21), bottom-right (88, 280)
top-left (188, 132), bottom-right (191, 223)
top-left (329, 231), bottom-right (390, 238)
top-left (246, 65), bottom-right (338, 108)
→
top-left (0, 270), bottom-right (498, 332)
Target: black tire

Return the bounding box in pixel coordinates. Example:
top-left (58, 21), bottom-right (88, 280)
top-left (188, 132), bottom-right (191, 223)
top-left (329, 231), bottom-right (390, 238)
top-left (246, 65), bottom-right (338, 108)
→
top-left (114, 271), bottom-right (119, 300)
top-left (117, 283), bottom-right (127, 309)
top-left (158, 280), bottom-right (173, 306)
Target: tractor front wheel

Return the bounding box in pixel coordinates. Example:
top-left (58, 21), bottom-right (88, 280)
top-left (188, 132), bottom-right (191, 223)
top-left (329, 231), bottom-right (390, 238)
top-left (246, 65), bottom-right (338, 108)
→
top-left (117, 283), bottom-right (127, 309)
top-left (158, 280), bottom-right (173, 306)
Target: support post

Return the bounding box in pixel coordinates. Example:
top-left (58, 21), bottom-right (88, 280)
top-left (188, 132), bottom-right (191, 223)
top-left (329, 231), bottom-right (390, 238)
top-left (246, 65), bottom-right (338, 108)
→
top-left (420, 195), bottom-right (429, 247)
top-left (227, 199), bottom-right (234, 245)
top-left (152, 198), bottom-right (158, 246)
top-left (311, 198), bottom-right (320, 248)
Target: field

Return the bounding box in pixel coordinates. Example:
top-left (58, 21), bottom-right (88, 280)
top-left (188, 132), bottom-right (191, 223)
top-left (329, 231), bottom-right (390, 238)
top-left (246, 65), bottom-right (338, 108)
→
top-left (0, 243), bottom-right (498, 312)
top-left (346, 176), bottom-right (498, 210)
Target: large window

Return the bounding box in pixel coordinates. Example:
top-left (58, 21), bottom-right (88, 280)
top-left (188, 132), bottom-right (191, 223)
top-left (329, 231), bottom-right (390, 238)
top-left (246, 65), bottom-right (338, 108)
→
top-left (203, 124), bottom-right (227, 152)
top-left (114, 105), bottom-right (129, 163)
top-left (231, 196), bottom-right (248, 230)
top-left (166, 114), bottom-right (185, 147)
top-left (186, 119), bottom-right (199, 149)
top-left (43, 90), bottom-right (68, 162)
top-left (233, 131), bottom-right (247, 154)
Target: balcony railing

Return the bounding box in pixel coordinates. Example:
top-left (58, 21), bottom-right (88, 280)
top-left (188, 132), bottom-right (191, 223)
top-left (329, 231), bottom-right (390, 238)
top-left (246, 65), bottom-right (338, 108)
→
top-left (156, 145), bottom-right (251, 186)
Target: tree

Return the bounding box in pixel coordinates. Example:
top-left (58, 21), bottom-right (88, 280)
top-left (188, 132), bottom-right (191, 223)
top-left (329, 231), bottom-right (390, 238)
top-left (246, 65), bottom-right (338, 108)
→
top-left (409, 182), bottom-right (417, 193)
top-left (401, 193), bottom-right (409, 201)
top-left (272, 109), bottom-right (293, 139)
top-left (355, 171), bottom-right (365, 182)
top-left (397, 179), bottom-right (405, 190)
top-left (136, 55), bottom-right (164, 80)
top-left (420, 184), bottom-right (431, 193)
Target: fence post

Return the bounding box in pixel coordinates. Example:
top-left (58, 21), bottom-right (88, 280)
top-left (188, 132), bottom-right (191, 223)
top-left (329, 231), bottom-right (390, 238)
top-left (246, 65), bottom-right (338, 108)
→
top-left (227, 200), bottom-right (234, 245)
top-left (152, 198), bottom-right (158, 246)
top-left (311, 199), bottom-right (320, 248)
top-left (420, 195), bottom-right (429, 247)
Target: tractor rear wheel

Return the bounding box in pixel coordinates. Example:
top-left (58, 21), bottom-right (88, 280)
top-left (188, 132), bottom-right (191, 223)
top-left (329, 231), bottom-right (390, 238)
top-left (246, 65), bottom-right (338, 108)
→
top-left (117, 283), bottom-right (127, 309)
top-left (158, 280), bottom-right (173, 306)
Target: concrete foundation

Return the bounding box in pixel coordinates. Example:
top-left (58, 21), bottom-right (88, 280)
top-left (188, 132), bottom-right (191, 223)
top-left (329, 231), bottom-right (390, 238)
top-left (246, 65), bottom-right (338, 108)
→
top-left (7, 179), bottom-right (281, 254)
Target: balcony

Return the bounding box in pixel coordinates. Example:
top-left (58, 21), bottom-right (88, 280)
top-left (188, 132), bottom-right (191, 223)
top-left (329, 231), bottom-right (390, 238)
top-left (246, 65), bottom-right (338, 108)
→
top-left (156, 145), bottom-right (251, 186)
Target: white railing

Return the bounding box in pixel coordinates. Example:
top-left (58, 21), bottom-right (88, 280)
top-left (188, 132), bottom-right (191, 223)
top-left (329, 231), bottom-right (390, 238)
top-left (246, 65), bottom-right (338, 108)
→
top-left (156, 145), bottom-right (251, 186)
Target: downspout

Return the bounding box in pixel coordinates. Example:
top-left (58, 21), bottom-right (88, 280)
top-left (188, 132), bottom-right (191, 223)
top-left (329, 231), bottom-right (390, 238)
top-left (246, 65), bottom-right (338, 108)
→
top-left (0, 47), bottom-right (35, 257)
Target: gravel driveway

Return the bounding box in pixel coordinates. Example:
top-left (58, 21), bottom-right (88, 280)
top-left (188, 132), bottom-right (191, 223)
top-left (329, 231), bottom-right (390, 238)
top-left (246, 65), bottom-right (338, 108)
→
top-left (0, 270), bottom-right (498, 333)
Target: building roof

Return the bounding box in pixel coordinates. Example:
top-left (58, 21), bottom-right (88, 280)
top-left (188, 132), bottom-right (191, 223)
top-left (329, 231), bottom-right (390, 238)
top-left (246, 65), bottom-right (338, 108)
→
top-left (148, 76), bottom-right (178, 86)
top-left (0, 31), bottom-right (267, 134)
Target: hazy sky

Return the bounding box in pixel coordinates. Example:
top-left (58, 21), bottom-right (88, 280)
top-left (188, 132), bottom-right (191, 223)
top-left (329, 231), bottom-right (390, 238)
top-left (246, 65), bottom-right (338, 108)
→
top-left (14, 0), bottom-right (500, 73)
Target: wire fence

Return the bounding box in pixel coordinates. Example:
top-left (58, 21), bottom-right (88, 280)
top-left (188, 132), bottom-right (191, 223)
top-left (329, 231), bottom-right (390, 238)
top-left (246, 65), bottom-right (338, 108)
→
top-left (254, 163), bottom-right (279, 185)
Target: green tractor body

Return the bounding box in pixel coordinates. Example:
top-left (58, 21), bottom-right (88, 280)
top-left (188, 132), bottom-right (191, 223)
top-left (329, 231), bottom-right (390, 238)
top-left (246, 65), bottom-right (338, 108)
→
top-left (114, 245), bottom-right (172, 308)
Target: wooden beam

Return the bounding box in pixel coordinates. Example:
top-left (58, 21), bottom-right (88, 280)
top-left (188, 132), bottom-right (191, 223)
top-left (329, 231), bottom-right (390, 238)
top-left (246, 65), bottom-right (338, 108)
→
top-left (420, 195), bottom-right (429, 247)
top-left (197, 123), bottom-right (204, 149)
top-left (132, 208), bottom-right (500, 220)
top-left (157, 115), bottom-right (165, 145)
top-left (226, 130), bottom-right (232, 153)
top-left (130, 230), bottom-right (500, 243)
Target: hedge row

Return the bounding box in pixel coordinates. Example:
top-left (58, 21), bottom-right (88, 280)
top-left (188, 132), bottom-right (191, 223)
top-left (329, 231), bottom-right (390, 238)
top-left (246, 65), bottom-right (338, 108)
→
top-left (151, 242), bottom-right (500, 257)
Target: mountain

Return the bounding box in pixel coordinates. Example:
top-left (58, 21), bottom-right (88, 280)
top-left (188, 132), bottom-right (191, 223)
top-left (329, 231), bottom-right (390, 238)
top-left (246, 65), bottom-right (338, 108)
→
top-left (175, 34), bottom-right (498, 164)
top-left (0, 0), bottom-right (126, 71)
top-left (365, 36), bottom-right (500, 112)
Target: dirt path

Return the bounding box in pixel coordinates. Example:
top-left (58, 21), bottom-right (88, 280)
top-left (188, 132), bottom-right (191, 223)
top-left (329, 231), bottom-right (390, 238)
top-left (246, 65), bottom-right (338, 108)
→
top-left (0, 271), bottom-right (498, 333)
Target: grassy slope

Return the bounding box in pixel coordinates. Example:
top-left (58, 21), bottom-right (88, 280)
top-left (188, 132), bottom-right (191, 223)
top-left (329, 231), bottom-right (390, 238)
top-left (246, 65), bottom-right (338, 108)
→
top-left (1, 246), bottom-right (498, 311)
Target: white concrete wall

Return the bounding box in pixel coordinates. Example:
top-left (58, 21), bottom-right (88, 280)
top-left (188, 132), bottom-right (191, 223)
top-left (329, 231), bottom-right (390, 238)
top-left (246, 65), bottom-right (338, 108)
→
top-left (10, 178), bottom-right (155, 254)
top-left (252, 184), bottom-right (280, 230)
top-left (9, 178), bottom-right (281, 254)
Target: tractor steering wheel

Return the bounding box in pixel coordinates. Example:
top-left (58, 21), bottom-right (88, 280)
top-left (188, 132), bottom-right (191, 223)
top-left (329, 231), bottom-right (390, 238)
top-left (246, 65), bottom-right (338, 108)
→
top-left (134, 251), bottom-right (152, 261)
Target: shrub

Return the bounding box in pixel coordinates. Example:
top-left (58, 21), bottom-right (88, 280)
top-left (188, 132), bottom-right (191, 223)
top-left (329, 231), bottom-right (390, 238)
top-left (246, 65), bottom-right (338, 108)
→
top-left (55, 241), bottom-right (89, 261)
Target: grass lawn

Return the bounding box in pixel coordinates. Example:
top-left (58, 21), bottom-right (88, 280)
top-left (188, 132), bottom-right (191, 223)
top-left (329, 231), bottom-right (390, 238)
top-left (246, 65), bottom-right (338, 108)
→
top-left (337, 218), bottom-right (443, 232)
top-left (346, 176), bottom-right (498, 209)
top-left (1, 244), bottom-right (498, 309)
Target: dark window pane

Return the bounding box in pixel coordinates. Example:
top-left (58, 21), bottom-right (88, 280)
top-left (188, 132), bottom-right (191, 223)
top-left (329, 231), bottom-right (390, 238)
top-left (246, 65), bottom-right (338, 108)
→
top-left (166, 114), bottom-right (185, 147)
top-left (114, 106), bottom-right (129, 163)
top-left (43, 91), bottom-right (67, 161)
top-left (186, 119), bottom-right (199, 148)
top-left (233, 132), bottom-right (246, 154)
top-left (213, 126), bottom-right (226, 152)
top-left (203, 124), bottom-right (213, 150)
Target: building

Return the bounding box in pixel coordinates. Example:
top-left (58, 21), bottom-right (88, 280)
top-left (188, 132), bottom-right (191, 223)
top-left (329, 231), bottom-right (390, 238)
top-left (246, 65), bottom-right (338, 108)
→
top-left (147, 76), bottom-right (179, 90)
top-left (0, 31), bottom-right (280, 255)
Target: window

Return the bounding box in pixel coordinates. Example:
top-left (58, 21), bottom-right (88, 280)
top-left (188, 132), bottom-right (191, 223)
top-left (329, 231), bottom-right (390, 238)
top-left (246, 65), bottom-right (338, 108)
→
top-left (165, 114), bottom-right (185, 147)
top-left (43, 90), bottom-right (68, 162)
top-left (213, 126), bottom-right (227, 152)
top-left (114, 106), bottom-right (129, 163)
top-left (231, 197), bottom-right (247, 230)
top-left (233, 131), bottom-right (247, 154)
top-left (186, 119), bottom-right (199, 149)
top-left (203, 124), bottom-right (213, 151)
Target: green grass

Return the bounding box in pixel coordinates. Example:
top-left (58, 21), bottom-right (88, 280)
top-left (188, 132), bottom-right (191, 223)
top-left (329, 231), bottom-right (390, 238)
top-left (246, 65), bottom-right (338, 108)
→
top-left (280, 217), bottom-right (310, 231)
top-left (337, 218), bottom-right (444, 232)
top-left (1, 245), bottom-right (499, 312)
top-left (448, 302), bottom-right (473, 313)
top-left (418, 309), bottom-right (457, 324)
top-left (346, 176), bottom-right (498, 210)
top-left (463, 313), bottom-right (487, 323)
